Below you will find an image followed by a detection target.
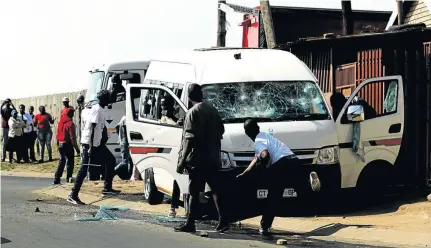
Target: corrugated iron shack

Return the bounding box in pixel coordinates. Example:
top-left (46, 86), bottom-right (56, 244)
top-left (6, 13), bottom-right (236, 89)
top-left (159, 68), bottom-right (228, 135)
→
top-left (279, 27), bottom-right (431, 188)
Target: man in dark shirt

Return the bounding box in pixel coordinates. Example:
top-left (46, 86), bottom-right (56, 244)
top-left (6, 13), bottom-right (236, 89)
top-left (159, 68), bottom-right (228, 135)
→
top-left (174, 83), bottom-right (228, 233)
top-left (1, 98), bottom-right (15, 162)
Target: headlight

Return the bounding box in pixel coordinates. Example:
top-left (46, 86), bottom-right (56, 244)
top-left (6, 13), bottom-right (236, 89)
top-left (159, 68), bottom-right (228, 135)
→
top-left (221, 151), bottom-right (233, 169)
top-left (315, 146), bottom-right (339, 164)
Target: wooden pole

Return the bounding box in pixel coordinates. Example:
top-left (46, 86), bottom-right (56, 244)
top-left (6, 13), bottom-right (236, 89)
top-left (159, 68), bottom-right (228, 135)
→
top-left (341, 0), bottom-right (353, 35)
top-left (260, 0), bottom-right (277, 48)
top-left (397, 0), bottom-right (404, 25)
top-left (217, 0), bottom-right (226, 47)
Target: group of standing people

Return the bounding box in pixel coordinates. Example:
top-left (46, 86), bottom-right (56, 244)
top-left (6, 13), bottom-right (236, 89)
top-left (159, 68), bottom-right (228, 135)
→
top-left (1, 98), bottom-right (54, 163)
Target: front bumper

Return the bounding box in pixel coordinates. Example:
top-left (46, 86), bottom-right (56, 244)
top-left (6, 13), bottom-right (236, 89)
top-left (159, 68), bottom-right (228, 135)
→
top-left (215, 162), bottom-right (341, 198)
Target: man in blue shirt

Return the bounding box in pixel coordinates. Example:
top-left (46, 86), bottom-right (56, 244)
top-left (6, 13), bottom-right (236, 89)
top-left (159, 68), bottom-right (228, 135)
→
top-left (237, 119), bottom-right (321, 236)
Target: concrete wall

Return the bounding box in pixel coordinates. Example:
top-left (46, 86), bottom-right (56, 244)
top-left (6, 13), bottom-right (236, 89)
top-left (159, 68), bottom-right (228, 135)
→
top-left (1, 90), bottom-right (86, 146)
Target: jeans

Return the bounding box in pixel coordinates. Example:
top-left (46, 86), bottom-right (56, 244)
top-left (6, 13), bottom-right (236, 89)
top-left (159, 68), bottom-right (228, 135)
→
top-left (114, 142), bottom-right (132, 180)
top-left (71, 144), bottom-right (114, 198)
top-left (1, 128), bottom-right (9, 160)
top-left (38, 130), bottom-right (52, 160)
top-left (54, 143), bottom-right (74, 183)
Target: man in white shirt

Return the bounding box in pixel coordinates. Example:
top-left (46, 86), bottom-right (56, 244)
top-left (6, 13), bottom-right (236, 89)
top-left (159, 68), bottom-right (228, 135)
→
top-left (18, 104), bottom-right (34, 163)
top-left (237, 119), bottom-right (321, 236)
top-left (68, 90), bottom-right (120, 205)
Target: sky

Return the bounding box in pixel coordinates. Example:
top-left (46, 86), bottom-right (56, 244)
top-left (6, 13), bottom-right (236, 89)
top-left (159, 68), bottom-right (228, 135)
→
top-left (0, 0), bottom-right (396, 100)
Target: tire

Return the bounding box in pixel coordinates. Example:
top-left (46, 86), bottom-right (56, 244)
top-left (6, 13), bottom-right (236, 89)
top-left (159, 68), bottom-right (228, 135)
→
top-left (143, 168), bottom-right (164, 205)
top-left (356, 162), bottom-right (392, 202)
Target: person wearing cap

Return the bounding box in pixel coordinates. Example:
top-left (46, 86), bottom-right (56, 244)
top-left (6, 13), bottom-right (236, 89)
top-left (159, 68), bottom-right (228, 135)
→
top-left (54, 107), bottom-right (80, 184)
top-left (6, 110), bottom-right (26, 163)
top-left (60, 97), bottom-right (72, 118)
top-left (33, 106), bottom-right (55, 162)
top-left (237, 119), bottom-right (322, 236)
top-left (1, 98), bottom-right (16, 162)
top-left (28, 106), bottom-right (38, 162)
top-left (18, 104), bottom-right (34, 163)
top-left (174, 83), bottom-right (228, 233)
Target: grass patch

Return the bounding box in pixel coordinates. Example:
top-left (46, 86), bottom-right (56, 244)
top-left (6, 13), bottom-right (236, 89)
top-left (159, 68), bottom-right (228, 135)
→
top-left (1, 145), bottom-right (80, 175)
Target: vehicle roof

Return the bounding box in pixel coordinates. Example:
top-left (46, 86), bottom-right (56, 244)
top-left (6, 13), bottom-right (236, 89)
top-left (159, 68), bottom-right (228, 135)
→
top-left (147, 48), bottom-right (317, 84)
top-left (91, 60), bottom-right (151, 72)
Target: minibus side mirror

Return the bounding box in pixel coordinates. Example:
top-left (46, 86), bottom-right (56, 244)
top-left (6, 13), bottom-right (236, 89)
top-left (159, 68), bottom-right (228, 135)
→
top-left (347, 105), bottom-right (364, 122)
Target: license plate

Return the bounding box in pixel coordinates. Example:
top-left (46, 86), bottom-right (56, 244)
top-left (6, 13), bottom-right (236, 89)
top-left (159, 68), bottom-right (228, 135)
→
top-left (282, 188), bottom-right (297, 198)
top-left (257, 188), bottom-right (297, 199)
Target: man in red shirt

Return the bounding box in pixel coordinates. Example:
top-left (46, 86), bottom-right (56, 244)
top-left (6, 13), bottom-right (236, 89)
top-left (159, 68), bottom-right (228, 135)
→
top-left (54, 108), bottom-right (80, 184)
top-left (33, 106), bottom-right (54, 162)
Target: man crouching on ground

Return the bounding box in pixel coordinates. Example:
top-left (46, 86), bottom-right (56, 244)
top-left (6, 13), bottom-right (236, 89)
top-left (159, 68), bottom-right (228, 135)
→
top-left (237, 119), bottom-right (321, 236)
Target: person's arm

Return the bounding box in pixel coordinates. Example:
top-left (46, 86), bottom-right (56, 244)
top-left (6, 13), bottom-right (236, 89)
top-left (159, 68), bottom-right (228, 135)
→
top-left (49, 114), bottom-right (55, 124)
top-left (177, 109), bottom-right (197, 173)
top-left (70, 123), bottom-right (80, 154)
top-left (237, 150), bottom-right (269, 177)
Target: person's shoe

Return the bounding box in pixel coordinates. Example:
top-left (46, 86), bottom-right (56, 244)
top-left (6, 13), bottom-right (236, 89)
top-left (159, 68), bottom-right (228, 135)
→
top-left (215, 222), bottom-right (230, 233)
top-left (52, 180), bottom-right (61, 185)
top-left (309, 171), bottom-right (321, 193)
top-left (259, 227), bottom-right (271, 236)
top-left (67, 195), bottom-right (85, 205)
top-left (169, 208), bottom-right (177, 218)
top-left (48, 157), bottom-right (53, 162)
top-left (38, 159), bottom-right (44, 163)
top-left (102, 189), bottom-right (121, 196)
top-left (174, 223), bottom-right (196, 233)
top-left (1, 159), bottom-right (5, 162)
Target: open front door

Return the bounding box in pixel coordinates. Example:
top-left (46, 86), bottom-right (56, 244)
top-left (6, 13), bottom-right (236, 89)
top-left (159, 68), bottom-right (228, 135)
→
top-left (125, 84), bottom-right (189, 198)
top-left (335, 75), bottom-right (404, 188)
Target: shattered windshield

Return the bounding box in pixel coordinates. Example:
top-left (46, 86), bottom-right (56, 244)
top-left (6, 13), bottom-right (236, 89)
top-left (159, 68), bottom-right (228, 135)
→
top-left (202, 81), bottom-right (330, 123)
top-left (85, 71), bottom-right (105, 105)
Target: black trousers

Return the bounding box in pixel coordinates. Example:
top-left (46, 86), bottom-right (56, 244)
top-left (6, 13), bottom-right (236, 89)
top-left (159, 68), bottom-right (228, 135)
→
top-left (54, 143), bottom-right (74, 183)
top-left (22, 132), bottom-right (33, 162)
top-left (260, 156), bottom-right (301, 229)
top-left (186, 168), bottom-right (225, 225)
top-left (171, 181), bottom-right (181, 209)
top-left (29, 131), bottom-right (37, 161)
top-left (71, 144), bottom-right (115, 197)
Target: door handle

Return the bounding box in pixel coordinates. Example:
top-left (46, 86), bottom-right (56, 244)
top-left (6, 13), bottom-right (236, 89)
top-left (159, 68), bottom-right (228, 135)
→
top-left (389, 123), bottom-right (401, 134)
top-left (130, 131), bottom-right (143, 141)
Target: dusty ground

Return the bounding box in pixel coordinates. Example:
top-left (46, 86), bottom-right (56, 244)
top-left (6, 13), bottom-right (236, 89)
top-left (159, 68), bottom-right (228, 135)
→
top-left (3, 161), bottom-right (431, 237)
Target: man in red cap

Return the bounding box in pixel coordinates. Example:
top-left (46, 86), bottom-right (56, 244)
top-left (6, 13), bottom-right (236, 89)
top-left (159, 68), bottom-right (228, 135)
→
top-left (54, 107), bottom-right (80, 184)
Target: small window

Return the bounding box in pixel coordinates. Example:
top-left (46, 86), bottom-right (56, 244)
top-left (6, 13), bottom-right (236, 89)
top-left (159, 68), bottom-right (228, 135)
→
top-left (130, 87), bottom-right (186, 126)
top-left (341, 79), bottom-right (399, 124)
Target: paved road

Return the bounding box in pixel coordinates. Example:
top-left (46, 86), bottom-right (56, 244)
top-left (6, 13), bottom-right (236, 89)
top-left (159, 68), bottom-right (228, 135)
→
top-left (1, 176), bottom-right (384, 248)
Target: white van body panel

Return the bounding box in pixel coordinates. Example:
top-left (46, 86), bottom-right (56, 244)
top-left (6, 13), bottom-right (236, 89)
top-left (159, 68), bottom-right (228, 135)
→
top-left (335, 75), bottom-right (404, 188)
top-left (86, 61), bottom-right (149, 164)
top-left (132, 48), bottom-right (335, 199)
top-left (221, 121), bottom-right (337, 155)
